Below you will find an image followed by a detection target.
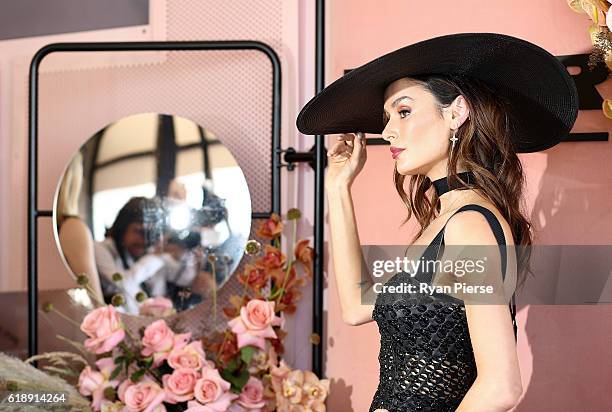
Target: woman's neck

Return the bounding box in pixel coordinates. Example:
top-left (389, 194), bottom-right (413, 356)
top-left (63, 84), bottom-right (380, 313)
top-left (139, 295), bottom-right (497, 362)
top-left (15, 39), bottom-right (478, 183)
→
top-left (427, 170), bottom-right (482, 215)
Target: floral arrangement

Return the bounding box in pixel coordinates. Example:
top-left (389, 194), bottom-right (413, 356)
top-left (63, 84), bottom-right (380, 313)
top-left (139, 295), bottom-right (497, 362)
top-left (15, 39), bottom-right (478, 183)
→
top-left (567, 0), bottom-right (612, 117)
top-left (35, 208), bottom-right (330, 412)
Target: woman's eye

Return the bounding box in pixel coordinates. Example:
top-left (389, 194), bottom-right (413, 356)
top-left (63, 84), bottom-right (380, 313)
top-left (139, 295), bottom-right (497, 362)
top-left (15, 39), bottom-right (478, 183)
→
top-left (399, 109), bottom-right (411, 118)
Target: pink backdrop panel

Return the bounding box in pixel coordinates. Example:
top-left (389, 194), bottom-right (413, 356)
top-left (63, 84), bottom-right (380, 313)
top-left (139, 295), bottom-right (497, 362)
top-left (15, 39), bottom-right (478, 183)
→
top-left (322, 1), bottom-right (612, 411)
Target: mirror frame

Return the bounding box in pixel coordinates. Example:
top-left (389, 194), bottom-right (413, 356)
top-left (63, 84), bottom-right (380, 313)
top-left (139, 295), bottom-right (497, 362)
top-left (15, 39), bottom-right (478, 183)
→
top-left (28, 40), bottom-right (281, 360)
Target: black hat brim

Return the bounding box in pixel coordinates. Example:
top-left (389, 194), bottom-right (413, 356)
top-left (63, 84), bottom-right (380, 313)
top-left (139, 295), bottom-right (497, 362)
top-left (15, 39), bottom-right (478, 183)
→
top-left (296, 32), bottom-right (578, 153)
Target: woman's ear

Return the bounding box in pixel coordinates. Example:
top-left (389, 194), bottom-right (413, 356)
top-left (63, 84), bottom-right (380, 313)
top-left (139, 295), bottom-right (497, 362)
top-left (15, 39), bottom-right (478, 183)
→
top-left (451, 95), bottom-right (470, 128)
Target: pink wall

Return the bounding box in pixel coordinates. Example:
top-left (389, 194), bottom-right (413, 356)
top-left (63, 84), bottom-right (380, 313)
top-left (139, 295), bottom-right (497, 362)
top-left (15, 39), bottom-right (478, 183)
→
top-left (320, 1), bottom-right (612, 410)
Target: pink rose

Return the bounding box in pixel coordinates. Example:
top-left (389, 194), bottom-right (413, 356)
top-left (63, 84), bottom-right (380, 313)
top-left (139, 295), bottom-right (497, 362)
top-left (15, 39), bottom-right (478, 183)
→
top-left (185, 367), bottom-right (238, 412)
top-left (162, 367), bottom-right (199, 403)
top-left (78, 358), bottom-right (120, 411)
top-left (237, 376), bottom-right (266, 411)
top-left (139, 297), bottom-right (176, 318)
top-left (227, 299), bottom-right (283, 350)
top-left (122, 380), bottom-right (166, 412)
top-left (167, 341), bottom-right (206, 370)
top-left (80, 305), bottom-right (125, 354)
top-left (141, 319), bottom-right (191, 367)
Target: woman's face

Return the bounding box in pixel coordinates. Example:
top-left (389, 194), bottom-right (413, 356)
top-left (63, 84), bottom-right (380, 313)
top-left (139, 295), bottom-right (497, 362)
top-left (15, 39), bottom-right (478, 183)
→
top-left (123, 222), bottom-right (146, 259)
top-left (381, 77), bottom-right (453, 177)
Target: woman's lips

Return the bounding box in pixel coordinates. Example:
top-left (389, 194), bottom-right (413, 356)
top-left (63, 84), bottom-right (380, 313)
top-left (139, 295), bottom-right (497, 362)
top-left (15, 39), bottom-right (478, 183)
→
top-left (390, 147), bottom-right (405, 159)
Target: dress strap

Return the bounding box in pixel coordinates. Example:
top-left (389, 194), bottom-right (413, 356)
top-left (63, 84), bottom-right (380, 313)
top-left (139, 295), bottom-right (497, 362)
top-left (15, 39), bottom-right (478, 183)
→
top-left (431, 204), bottom-right (518, 341)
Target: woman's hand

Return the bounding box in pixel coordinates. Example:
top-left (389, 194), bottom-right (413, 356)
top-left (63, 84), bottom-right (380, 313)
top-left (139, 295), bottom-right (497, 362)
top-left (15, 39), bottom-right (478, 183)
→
top-left (325, 132), bottom-right (367, 189)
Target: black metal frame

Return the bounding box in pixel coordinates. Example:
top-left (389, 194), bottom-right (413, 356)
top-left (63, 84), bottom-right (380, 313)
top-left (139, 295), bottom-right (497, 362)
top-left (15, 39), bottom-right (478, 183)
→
top-left (28, 40), bottom-right (282, 357)
top-left (278, 0), bottom-right (326, 377)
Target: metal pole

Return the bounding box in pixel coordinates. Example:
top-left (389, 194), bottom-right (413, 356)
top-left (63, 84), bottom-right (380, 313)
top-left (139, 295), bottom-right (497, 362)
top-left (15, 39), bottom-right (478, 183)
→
top-left (312, 0), bottom-right (325, 377)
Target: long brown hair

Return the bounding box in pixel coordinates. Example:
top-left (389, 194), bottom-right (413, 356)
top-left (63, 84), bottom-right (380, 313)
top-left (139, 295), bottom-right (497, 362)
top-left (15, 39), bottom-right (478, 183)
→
top-left (392, 74), bottom-right (532, 289)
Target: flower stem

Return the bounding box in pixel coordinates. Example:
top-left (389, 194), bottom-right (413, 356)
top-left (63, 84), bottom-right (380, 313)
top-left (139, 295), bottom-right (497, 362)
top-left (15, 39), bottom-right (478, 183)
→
top-left (211, 260), bottom-right (217, 322)
top-left (214, 330), bottom-right (231, 366)
top-left (276, 219), bottom-right (297, 306)
top-left (46, 307), bottom-right (82, 329)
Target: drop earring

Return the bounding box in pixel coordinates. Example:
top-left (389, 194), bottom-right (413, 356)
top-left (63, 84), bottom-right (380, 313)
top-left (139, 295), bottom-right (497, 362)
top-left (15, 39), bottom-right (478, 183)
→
top-left (450, 129), bottom-right (458, 150)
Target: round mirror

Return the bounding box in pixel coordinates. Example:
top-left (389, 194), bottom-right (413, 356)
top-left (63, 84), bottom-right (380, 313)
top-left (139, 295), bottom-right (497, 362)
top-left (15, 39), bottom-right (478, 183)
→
top-left (52, 113), bottom-right (251, 316)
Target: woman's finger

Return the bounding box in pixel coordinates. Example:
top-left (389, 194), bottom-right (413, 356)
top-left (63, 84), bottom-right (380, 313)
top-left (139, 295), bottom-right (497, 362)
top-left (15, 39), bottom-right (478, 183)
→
top-left (327, 140), bottom-right (350, 157)
top-left (336, 133), bottom-right (356, 147)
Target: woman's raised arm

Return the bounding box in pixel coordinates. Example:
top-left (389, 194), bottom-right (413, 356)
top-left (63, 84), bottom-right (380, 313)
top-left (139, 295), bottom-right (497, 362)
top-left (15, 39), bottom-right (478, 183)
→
top-left (325, 132), bottom-right (377, 326)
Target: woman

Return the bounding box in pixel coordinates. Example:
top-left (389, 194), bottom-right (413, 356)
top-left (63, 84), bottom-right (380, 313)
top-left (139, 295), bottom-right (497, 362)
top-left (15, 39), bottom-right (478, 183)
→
top-left (55, 151), bottom-right (103, 304)
top-left (94, 196), bottom-right (167, 313)
top-left (296, 33), bottom-right (578, 411)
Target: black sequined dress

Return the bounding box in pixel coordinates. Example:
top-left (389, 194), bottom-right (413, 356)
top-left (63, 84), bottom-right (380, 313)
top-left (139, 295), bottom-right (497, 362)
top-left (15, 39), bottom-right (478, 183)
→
top-left (369, 204), bottom-right (516, 412)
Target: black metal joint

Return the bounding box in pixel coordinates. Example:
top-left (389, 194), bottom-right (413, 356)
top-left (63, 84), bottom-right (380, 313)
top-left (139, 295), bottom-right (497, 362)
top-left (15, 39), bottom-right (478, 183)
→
top-left (278, 145), bottom-right (326, 171)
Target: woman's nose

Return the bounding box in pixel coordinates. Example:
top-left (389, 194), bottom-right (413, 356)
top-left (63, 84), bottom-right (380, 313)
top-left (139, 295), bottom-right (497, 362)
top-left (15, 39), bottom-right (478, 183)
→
top-left (381, 130), bottom-right (396, 142)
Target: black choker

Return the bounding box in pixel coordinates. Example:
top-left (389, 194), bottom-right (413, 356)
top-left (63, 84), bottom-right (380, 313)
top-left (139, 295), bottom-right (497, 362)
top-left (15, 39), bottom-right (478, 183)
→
top-left (431, 171), bottom-right (476, 197)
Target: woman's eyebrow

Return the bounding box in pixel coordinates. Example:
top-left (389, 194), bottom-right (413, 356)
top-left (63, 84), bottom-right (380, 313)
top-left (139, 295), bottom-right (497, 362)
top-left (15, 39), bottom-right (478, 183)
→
top-left (384, 95), bottom-right (414, 117)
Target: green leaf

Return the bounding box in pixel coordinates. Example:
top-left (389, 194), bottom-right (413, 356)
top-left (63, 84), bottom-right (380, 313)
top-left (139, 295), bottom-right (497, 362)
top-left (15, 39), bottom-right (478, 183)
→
top-left (220, 368), bottom-right (234, 383)
top-left (130, 369), bottom-right (146, 383)
top-left (114, 356), bottom-right (126, 365)
top-left (234, 369), bottom-right (250, 389)
top-left (109, 364), bottom-right (123, 381)
top-left (220, 367), bottom-right (251, 392)
top-left (140, 356), bottom-right (154, 368)
top-left (240, 346), bottom-right (255, 364)
top-left (225, 357), bottom-right (240, 372)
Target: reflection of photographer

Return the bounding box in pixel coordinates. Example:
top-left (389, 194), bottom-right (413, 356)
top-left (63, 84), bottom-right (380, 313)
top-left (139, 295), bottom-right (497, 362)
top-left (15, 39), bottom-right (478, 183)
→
top-left (94, 197), bottom-right (168, 313)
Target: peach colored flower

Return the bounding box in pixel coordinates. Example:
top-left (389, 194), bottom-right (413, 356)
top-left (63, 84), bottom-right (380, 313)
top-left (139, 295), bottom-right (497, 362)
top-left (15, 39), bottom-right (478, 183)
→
top-left (122, 380), bottom-right (166, 412)
top-left (162, 367), bottom-right (199, 403)
top-left (236, 376), bottom-right (266, 411)
top-left (228, 299), bottom-right (283, 350)
top-left (255, 245), bottom-right (286, 270)
top-left (78, 358), bottom-right (120, 411)
top-left (80, 305), bottom-right (125, 354)
top-left (185, 367), bottom-right (239, 412)
top-left (141, 319), bottom-right (191, 367)
top-left (270, 265), bottom-right (300, 290)
top-left (139, 297), bottom-right (176, 317)
top-left (238, 264), bottom-right (270, 292)
top-left (256, 213), bottom-right (283, 239)
top-left (294, 239), bottom-right (313, 265)
top-left (281, 370), bottom-right (304, 405)
top-left (167, 340), bottom-right (207, 370)
top-left (301, 371), bottom-right (330, 411)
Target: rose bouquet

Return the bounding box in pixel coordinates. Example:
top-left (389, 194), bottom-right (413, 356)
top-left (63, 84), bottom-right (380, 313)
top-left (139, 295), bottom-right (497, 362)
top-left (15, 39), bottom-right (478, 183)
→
top-left (37, 208), bottom-right (330, 411)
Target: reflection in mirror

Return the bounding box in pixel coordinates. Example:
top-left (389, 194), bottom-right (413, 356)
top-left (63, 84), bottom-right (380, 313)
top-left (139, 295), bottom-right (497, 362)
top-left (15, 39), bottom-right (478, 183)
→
top-left (53, 113), bottom-right (251, 316)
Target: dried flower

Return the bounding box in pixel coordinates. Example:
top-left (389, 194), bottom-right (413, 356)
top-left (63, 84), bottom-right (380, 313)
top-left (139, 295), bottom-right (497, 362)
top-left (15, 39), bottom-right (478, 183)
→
top-left (309, 333), bottom-right (321, 345)
top-left (135, 292), bottom-right (147, 303)
top-left (111, 294), bottom-right (124, 307)
top-left (256, 213), bottom-right (283, 239)
top-left (103, 386), bottom-right (116, 400)
top-left (287, 208), bottom-right (302, 220)
top-left (245, 239), bottom-right (262, 256)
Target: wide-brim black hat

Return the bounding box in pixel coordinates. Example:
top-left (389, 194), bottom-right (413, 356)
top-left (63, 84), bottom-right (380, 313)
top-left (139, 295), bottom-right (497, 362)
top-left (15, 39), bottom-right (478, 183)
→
top-left (296, 32), bottom-right (579, 153)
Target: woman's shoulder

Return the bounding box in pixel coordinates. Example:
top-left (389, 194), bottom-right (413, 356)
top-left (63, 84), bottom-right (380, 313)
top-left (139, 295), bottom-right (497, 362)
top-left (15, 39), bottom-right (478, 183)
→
top-left (444, 200), bottom-right (514, 246)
